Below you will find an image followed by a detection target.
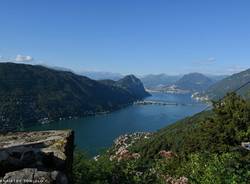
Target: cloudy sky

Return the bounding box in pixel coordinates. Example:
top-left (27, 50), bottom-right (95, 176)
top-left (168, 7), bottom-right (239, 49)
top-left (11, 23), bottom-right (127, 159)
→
top-left (0, 0), bottom-right (250, 75)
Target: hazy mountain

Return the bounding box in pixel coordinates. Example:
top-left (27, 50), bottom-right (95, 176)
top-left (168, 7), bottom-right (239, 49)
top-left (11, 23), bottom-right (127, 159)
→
top-left (172, 73), bottom-right (214, 92)
top-left (140, 74), bottom-right (181, 89)
top-left (0, 63), bottom-right (149, 131)
top-left (81, 71), bottom-right (124, 80)
top-left (204, 69), bottom-right (250, 99)
top-left (206, 74), bottom-right (229, 82)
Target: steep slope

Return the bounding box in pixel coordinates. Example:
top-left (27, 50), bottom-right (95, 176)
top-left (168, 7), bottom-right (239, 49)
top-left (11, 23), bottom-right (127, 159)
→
top-left (115, 75), bottom-right (150, 98)
top-left (206, 74), bottom-right (228, 82)
top-left (0, 63), bottom-right (149, 130)
top-left (175, 73), bottom-right (214, 92)
top-left (73, 93), bottom-right (250, 183)
top-left (129, 92), bottom-right (250, 161)
top-left (204, 68), bottom-right (250, 99)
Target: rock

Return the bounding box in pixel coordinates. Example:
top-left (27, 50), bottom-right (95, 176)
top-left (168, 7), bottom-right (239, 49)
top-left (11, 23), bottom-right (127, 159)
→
top-left (0, 130), bottom-right (74, 183)
top-left (51, 171), bottom-right (68, 184)
top-left (3, 168), bottom-right (52, 184)
top-left (0, 151), bottom-right (9, 161)
top-left (1, 168), bottom-right (69, 184)
top-left (20, 150), bottom-right (36, 163)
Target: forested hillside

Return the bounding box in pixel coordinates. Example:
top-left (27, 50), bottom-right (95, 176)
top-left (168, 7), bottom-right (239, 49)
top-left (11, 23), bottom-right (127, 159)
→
top-left (0, 63), bottom-right (149, 131)
top-left (204, 68), bottom-right (250, 99)
top-left (73, 92), bottom-right (250, 183)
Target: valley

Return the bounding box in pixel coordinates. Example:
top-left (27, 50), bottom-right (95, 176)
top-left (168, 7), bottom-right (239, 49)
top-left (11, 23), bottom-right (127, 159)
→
top-left (1, 1), bottom-right (250, 183)
top-left (26, 92), bottom-right (206, 156)
top-left (0, 64), bottom-right (249, 183)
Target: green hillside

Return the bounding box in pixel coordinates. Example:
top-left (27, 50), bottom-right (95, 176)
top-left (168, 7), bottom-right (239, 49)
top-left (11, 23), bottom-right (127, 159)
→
top-left (205, 69), bottom-right (250, 99)
top-left (0, 63), bottom-right (149, 131)
top-left (73, 93), bottom-right (250, 183)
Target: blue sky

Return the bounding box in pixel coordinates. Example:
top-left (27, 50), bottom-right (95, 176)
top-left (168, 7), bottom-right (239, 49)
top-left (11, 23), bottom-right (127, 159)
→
top-left (0, 0), bottom-right (250, 75)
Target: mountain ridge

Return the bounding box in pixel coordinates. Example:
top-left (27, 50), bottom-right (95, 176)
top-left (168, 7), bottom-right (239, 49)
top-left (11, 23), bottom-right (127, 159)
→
top-left (0, 62), bottom-right (149, 131)
top-left (199, 68), bottom-right (250, 100)
top-left (140, 74), bottom-right (181, 89)
top-left (174, 72), bottom-right (214, 92)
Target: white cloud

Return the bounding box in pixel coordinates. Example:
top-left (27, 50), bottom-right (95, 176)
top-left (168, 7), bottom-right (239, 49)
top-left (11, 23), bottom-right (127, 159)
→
top-left (207, 57), bottom-right (216, 62)
top-left (193, 57), bottom-right (216, 65)
top-left (226, 65), bottom-right (247, 74)
top-left (15, 54), bottom-right (33, 62)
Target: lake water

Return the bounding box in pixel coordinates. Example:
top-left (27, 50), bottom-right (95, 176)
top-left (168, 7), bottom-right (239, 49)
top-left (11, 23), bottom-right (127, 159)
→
top-left (28, 92), bottom-right (207, 156)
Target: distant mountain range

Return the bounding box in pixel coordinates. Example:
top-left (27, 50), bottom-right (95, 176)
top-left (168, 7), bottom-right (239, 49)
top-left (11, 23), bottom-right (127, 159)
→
top-left (139, 73), bottom-right (228, 93)
top-left (157, 73), bottom-right (219, 94)
top-left (81, 71), bottom-right (124, 81)
top-left (206, 74), bottom-right (229, 82)
top-left (81, 72), bottom-right (182, 89)
top-left (0, 63), bottom-right (149, 131)
top-left (139, 74), bottom-right (181, 89)
top-left (78, 71), bottom-right (229, 94)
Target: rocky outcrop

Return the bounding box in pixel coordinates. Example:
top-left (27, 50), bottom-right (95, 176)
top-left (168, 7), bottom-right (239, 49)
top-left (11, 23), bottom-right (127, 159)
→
top-left (0, 130), bottom-right (74, 184)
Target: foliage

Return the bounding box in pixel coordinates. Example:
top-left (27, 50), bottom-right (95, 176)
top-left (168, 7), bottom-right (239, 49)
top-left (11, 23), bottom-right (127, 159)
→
top-left (131, 93), bottom-right (250, 158)
top-left (178, 153), bottom-right (250, 184)
top-left (73, 151), bottom-right (116, 184)
top-left (73, 151), bottom-right (159, 184)
top-left (205, 68), bottom-right (250, 100)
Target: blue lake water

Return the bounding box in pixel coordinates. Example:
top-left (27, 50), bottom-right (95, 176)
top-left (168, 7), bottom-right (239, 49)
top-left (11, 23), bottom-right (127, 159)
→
top-left (28, 92), bottom-right (207, 156)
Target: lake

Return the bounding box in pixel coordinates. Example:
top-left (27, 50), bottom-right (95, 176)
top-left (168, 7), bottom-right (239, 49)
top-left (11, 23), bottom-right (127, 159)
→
top-left (28, 92), bottom-right (207, 156)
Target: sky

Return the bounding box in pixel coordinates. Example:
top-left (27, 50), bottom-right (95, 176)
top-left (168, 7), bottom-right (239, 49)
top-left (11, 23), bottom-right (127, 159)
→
top-left (0, 0), bottom-right (250, 75)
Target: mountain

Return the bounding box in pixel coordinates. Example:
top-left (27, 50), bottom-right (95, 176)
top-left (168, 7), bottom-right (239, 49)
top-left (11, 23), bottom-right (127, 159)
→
top-left (204, 68), bottom-right (250, 100)
top-left (81, 71), bottom-right (123, 80)
top-left (115, 75), bottom-right (150, 98)
top-left (174, 73), bottom-right (214, 92)
top-left (140, 74), bottom-right (181, 89)
top-left (206, 74), bottom-right (229, 82)
top-left (0, 63), bottom-right (149, 131)
top-left (99, 75), bottom-right (150, 99)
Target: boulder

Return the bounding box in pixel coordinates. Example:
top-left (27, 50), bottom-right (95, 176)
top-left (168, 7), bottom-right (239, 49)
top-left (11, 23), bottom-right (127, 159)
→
top-left (0, 130), bottom-right (74, 183)
top-left (1, 168), bottom-right (69, 184)
top-left (2, 168), bottom-right (52, 184)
